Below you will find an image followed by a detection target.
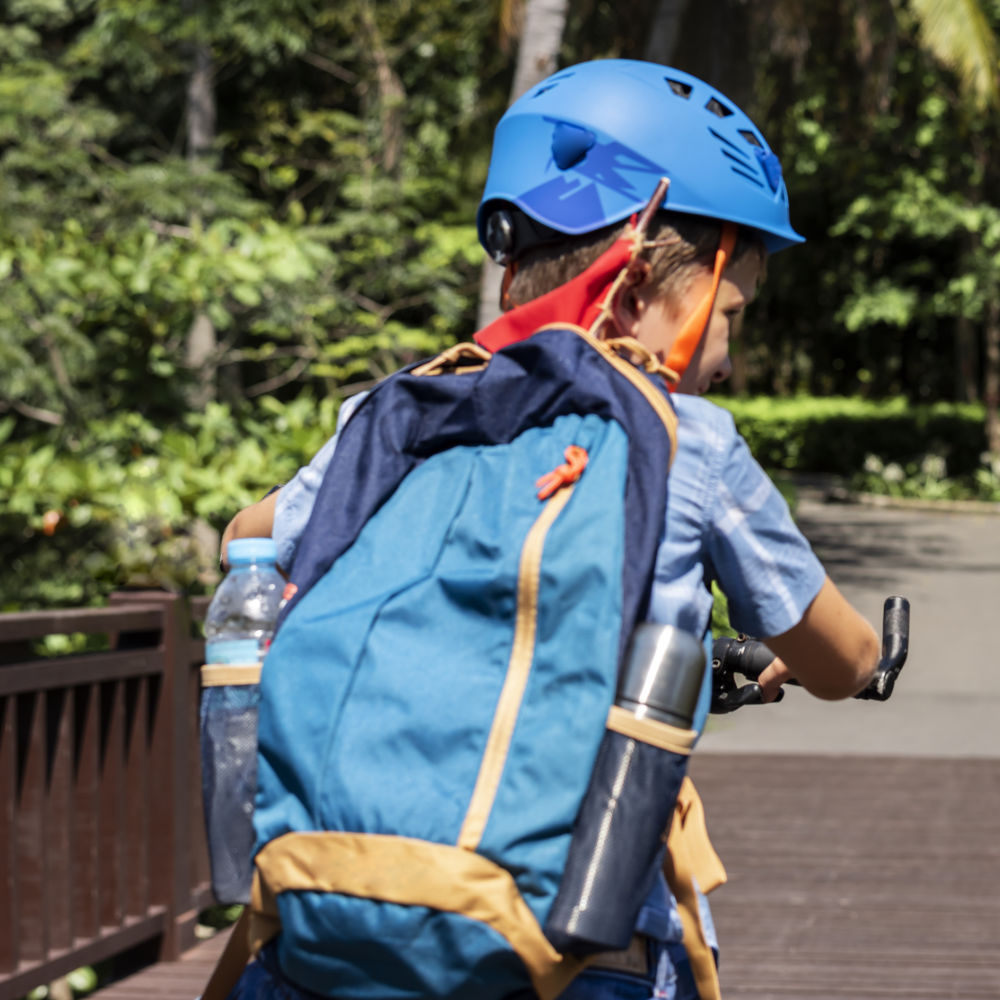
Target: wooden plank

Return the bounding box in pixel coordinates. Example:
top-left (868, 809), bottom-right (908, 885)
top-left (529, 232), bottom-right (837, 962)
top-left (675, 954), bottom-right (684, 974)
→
top-left (88, 754), bottom-right (999, 1000)
top-left (0, 606), bottom-right (164, 643)
top-left (0, 650), bottom-right (164, 697)
top-left (72, 684), bottom-right (101, 942)
top-left (188, 657), bottom-right (211, 895)
top-left (45, 687), bottom-right (74, 952)
top-left (0, 594), bottom-right (215, 1000)
top-left (0, 696), bottom-right (16, 973)
top-left (98, 681), bottom-right (125, 930)
top-left (123, 677), bottom-right (149, 918)
top-left (91, 925), bottom-right (233, 1000)
top-left (16, 692), bottom-right (47, 962)
top-left (0, 912), bottom-right (166, 1000)
top-left (147, 673), bottom-right (171, 912)
top-left (688, 754), bottom-right (1000, 1000)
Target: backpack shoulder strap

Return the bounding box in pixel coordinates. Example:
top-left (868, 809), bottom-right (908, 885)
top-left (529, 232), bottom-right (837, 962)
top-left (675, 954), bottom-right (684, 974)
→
top-left (201, 908), bottom-right (253, 1000)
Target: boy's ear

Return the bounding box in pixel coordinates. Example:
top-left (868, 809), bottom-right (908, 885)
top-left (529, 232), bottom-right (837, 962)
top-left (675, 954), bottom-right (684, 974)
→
top-left (616, 286), bottom-right (646, 339)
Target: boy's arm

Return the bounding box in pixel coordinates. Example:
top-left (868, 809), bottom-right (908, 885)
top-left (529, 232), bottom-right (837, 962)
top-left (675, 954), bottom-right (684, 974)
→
top-left (761, 576), bottom-right (879, 701)
top-left (220, 489), bottom-right (281, 570)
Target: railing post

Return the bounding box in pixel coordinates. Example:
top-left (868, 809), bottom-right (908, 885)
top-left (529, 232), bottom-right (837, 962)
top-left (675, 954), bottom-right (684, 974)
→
top-left (0, 689), bottom-right (16, 976)
top-left (109, 590), bottom-right (207, 960)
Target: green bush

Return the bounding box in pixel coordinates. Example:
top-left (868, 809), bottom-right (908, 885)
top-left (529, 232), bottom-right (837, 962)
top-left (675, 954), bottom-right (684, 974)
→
top-left (1, 394), bottom-right (342, 610)
top-left (712, 395), bottom-right (988, 478)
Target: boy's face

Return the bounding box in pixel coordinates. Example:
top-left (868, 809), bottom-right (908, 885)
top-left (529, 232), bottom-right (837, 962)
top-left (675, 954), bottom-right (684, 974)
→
top-left (632, 252), bottom-right (763, 395)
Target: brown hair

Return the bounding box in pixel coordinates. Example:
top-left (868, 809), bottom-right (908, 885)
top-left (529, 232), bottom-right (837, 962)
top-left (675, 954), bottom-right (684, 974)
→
top-left (504, 211), bottom-right (766, 310)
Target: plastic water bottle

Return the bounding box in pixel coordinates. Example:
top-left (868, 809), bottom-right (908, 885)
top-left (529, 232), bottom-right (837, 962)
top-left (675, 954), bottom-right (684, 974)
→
top-left (205, 537), bottom-right (285, 665)
top-left (200, 537), bottom-right (285, 904)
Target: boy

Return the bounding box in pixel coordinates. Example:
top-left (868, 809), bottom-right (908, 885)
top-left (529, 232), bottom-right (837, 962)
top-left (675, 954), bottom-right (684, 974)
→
top-left (220, 60), bottom-right (879, 999)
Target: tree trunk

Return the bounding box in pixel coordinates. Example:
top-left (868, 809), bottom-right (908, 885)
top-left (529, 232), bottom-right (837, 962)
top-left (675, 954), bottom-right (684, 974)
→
top-left (507, 0), bottom-right (570, 101)
top-left (476, 0), bottom-right (569, 330)
top-left (360, 3), bottom-right (405, 175)
top-left (955, 314), bottom-right (979, 402)
top-left (984, 298), bottom-right (1000, 456)
top-left (643, 0), bottom-right (754, 109)
top-left (185, 37), bottom-right (218, 409)
top-left (644, 0), bottom-right (692, 63)
top-left (187, 42), bottom-right (215, 160)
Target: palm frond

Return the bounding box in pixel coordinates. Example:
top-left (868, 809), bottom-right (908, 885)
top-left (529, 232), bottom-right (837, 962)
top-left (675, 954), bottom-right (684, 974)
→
top-left (909, 0), bottom-right (1000, 108)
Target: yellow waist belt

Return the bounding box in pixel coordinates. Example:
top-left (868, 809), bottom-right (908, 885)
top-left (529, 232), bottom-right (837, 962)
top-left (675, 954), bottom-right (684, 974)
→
top-left (204, 777), bottom-right (727, 1000)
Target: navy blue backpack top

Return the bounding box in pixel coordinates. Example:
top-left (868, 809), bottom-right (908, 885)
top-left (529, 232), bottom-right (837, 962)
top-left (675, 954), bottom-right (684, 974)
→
top-left (244, 324), bottom-right (700, 999)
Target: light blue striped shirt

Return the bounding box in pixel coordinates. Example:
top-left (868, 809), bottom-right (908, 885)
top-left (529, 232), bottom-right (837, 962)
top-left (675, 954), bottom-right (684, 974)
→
top-left (650, 393), bottom-right (824, 641)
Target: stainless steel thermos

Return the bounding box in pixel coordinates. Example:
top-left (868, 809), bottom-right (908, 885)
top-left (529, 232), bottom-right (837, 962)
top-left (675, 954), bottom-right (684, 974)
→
top-left (544, 624), bottom-right (706, 954)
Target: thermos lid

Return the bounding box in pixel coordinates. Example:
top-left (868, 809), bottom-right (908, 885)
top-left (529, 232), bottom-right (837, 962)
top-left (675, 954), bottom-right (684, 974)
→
top-left (617, 624), bottom-right (705, 728)
top-left (227, 537), bottom-right (279, 565)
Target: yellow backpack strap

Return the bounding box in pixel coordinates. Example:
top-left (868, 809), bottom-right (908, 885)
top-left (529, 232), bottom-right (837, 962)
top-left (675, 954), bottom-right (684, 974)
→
top-left (662, 777), bottom-right (727, 1000)
top-left (201, 908), bottom-right (253, 1000)
top-left (248, 867), bottom-right (283, 956)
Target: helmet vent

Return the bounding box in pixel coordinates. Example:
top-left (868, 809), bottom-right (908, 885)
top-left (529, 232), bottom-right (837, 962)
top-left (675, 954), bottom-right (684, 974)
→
top-left (705, 97), bottom-right (733, 118)
top-left (531, 70), bottom-right (575, 99)
top-left (709, 127), bottom-right (750, 162)
top-left (710, 127), bottom-right (768, 190)
top-left (739, 129), bottom-right (763, 148)
top-left (665, 78), bottom-right (692, 98)
top-left (729, 164), bottom-right (765, 190)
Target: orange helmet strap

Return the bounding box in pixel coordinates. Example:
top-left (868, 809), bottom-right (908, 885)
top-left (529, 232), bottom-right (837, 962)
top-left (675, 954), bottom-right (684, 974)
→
top-left (664, 222), bottom-right (739, 381)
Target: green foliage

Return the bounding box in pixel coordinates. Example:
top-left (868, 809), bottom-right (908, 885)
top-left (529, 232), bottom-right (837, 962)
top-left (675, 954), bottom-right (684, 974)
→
top-left (0, 0), bottom-right (510, 608)
top-left (24, 963), bottom-right (98, 999)
top-left (853, 450), bottom-right (1000, 502)
top-left (712, 394), bottom-right (988, 477)
top-left (0, 0), bottom-right (506, 437)
top-left (0, 394), bottom-right (341, 609)
top-left (731, 1), bottom-right (1000, 407)
top-left (710, 581), bottom-right (737, 639)
top-left (8, 1), bottom-right (1000, 609)
top-left (199, 902), bottom-right (245, 930)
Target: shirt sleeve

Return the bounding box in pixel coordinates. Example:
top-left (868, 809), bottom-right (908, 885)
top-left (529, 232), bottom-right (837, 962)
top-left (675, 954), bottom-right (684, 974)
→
top-left (273, 392), bottom-right (366, 571)
top-left (701, 412), bottom-right (826, 639)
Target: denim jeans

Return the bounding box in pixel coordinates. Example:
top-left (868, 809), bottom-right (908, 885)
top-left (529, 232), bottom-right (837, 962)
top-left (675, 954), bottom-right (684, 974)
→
top-left (560, 940), bottom-right (699, 1000)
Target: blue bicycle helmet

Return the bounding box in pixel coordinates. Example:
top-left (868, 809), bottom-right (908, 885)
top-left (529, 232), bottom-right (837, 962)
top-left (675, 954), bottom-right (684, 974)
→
top-left (477, 59), bottom-right (803, 263)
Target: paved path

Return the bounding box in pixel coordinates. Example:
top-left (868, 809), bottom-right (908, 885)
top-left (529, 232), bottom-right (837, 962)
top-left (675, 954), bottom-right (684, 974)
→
top-left (694, 495), bottom-right (1000, 999)
top-left (699, 496), bottom-right (1000, 758)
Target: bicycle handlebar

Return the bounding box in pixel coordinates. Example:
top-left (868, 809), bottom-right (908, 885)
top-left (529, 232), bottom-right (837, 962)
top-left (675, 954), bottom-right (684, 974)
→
top-left (710, 596), bottom-right (910, 713)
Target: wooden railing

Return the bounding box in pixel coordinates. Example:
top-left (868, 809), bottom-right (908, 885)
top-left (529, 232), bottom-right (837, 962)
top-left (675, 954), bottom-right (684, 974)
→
top-left (0, 591), bottom-right (213, 1000)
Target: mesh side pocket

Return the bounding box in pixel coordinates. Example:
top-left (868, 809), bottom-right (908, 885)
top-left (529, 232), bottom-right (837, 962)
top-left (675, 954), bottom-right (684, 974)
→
top-left (200, 683), bottom-right (260, 904)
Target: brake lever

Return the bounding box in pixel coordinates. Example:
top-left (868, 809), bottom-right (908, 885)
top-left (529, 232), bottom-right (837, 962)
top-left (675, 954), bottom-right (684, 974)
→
top-left (710, 637), bottom-right (784, 713)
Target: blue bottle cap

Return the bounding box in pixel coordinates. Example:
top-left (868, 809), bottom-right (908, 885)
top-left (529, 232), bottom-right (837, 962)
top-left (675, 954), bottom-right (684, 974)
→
top-left (227, 537), bottom-right (278, 565)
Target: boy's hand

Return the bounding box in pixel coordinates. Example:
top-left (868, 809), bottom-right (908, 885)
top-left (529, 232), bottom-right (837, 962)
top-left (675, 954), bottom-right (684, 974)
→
top-left (220, 488), bottom-right (282, 571)
top-left (757, 656), bottom-right (793, 703)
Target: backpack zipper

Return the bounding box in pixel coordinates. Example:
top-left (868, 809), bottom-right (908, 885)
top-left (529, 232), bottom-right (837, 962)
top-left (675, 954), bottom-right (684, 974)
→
top-left (457, 480), bottom-right (578, 851)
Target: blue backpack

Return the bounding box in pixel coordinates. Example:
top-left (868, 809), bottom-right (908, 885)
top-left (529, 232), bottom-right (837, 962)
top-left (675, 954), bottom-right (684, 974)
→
top-left (246, 326), bottom-right (693, 999)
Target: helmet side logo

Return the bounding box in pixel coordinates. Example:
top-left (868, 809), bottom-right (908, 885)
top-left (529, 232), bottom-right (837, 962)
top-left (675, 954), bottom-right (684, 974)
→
top-left (551, 122), bottom-right (596, 170)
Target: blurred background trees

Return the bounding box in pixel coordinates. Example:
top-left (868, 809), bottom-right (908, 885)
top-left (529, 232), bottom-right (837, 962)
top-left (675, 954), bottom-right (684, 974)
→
top-left (3, 0), bottom-right (1000, 607)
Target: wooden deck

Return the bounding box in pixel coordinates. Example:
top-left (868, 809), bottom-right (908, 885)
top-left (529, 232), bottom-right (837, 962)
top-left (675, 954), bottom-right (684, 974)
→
top-left (89, 752), bottom-right (1000, 1000)
top-left (695, 753), bottom-right (1000, 1000)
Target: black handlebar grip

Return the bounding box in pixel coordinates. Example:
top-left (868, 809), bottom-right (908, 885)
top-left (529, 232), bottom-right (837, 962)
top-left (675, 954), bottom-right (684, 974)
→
top-left (881, 596), bottom-right (909, 668)
top-left (858, 596), bottom-right (910, 700)
top-left (712, 636), bottom-right (778, 682)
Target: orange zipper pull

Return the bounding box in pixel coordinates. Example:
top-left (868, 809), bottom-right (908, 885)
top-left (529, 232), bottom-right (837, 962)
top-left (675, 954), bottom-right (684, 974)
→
top-left (536, 445), bottom-right (589, 500)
